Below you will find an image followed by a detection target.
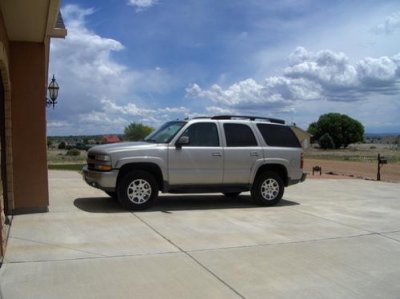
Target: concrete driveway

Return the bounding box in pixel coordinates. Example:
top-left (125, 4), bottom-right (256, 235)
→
top-left (1, 171), bottom-right (400, 299)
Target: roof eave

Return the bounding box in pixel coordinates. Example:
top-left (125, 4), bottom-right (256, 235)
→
top-left (46, 2), bottom-right (67, 39)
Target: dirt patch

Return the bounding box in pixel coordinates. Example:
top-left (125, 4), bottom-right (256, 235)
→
top-left (305, 158), bottom-right (400, 183)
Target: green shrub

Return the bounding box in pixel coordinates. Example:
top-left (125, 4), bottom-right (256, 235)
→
top-left (66, 149), bottom-right (81, 156)
top-left (58, 141), bottom-right (66, 149)
top-left (319, 133), bottom-right (335, 149)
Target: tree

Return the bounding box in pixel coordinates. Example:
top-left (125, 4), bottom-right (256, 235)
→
top-left (307, 113), bottom-right (364, 149)
top-left (124, 122), bottom-right (154, 141)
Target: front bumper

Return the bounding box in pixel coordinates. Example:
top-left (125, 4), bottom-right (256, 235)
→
top-left (82, 165), bottom-right (118, 191)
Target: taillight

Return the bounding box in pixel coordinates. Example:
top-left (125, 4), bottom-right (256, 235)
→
top-left (300, 153), bottom-right (304, 169)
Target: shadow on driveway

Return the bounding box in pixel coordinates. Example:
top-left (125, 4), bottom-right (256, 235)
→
top-left (73, 194), bottom-right (299, 213)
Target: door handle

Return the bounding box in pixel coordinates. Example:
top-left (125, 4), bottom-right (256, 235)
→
top-left (250, 152), bottom-right (259, 157)
top-left (212, 152), bottom-right (222, 157)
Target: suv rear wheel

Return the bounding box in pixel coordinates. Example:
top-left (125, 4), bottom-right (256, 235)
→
top-left (251, 171), bottom-right (284, 206)
top-left (117, 170), bottom-right (158, 210)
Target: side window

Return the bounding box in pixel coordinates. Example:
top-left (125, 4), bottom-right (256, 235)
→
top-left (180, 123), bottom-right (219, 146)
top-left (224, 124), bottom-right (258, 147)
top-left (257, 124), bottom-right (301, 147)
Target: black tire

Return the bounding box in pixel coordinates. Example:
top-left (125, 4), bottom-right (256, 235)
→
top-left (251, 171), bottom-right (284, 206)
top-left (223, 192), bottom-right (241, 198)
top-left (105, 191), bottom-right (118, 200)
top-left (117, 170), bottom-right (158, 210)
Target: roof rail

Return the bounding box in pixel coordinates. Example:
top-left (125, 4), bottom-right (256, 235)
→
top-left (211, 115), bottom-right (285, 124)
top-left (192, 116), bottom-right (210, 120)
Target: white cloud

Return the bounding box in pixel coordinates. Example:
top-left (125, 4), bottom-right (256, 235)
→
top-left (47, 121), bottom-right (69, 129)
top-left (48, 4), bottom-right (182, 135)
top-left (49, 97), bottom-right (190, 135)
top-left (186, 79), bottom-right (265, 106)
top-left (50, 5), bottom-right (131, 113)
top-left (372, 11), bottom-right (400, 35)
top-left (357, 56), bottom-right (399, 82)
top-left (285, 47), bottom-right (358, 89)
top-left (128, 0), bottom-right (158, 11)
top-left (186, 78), bottom-right (300, 115)
top-left (186, 47), bottom-right (400, 114)
top-left (61, 5), bottom-right (94, 28)
top-left (99, 99), bottom-right (189, 123)
top-left (205, 106), bottom-right (235, 115)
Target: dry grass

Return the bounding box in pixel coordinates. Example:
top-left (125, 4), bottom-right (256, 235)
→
top-left (305, 144), bottom-right (400, 182)
top-left (304, 143), bottom-right (400, 164)
top-left (47, 149), bottom-right (86, 164)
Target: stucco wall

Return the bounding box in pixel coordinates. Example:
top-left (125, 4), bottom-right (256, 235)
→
top-left (0, 9), bottom-right (9, 58)
top-left (0, 150), bottom-right (4, 258)
top-left (0, 7), bottom-right (8, 261)
top-left (10, 42), bottom-right (49, 212)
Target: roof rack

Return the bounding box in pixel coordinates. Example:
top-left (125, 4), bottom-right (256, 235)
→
top-left (191, 116), bottom-right (210, 120)
top-left (211, 115), bottom-right (285, 124)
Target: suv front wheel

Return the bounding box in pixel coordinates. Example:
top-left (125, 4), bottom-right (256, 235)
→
top-left (117, 170), bottom-right (158, 210)
top-left (251, 171), bottom-right (284, 206)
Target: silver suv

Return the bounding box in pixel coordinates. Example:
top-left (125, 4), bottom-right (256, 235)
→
top-left (82, 115), bottom-right (306, 210)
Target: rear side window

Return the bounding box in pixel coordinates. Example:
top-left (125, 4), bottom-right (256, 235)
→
top-left (224, 124), bottom-right (258, 147)
top-left (257, 124), bottom-right (301, 147)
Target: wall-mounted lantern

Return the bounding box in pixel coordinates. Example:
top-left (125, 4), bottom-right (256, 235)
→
top-left (46, 75), bottom-right (59, 109)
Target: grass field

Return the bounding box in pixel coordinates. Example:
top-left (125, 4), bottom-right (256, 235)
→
top-left (304, 143), bottom-right (400, 164)
top-left (48, 164), bottom-right (84, 171)
top-left (47, 149), bottom-right (86, 171)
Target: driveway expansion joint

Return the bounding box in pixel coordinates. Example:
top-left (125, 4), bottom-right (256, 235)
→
top-left (131, 212), bottom-right (246, 299)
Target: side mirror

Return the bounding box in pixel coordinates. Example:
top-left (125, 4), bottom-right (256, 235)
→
top-left (176, 136), bottom-right (189, 149)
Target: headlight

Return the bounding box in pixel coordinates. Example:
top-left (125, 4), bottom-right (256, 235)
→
top-left (87, 153), bottom-right (112, 172)
top-left (95, 154), bottom-right (111, 162)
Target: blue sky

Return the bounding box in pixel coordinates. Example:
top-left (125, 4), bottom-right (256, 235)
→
top-left (48, 0), bottom-right (400, 135)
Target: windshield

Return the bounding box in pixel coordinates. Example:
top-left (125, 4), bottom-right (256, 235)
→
top-left (144, 121), bottom-right (187, 143)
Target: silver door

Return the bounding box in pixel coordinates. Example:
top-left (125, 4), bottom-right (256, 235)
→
top-left (168, 122), bottom-right (223, 185)
top-left (222, 123), bottom-right (262, 184)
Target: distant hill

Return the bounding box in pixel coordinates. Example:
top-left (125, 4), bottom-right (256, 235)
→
top-left (365, 133), bottom-right (400, 145)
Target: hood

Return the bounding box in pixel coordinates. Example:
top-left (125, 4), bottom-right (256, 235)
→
top-left (89, 142), bottom-right (161, 154)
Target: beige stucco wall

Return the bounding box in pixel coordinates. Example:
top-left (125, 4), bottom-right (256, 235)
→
top-left (0, 176), bottom-right (3, 259)
top-left (0, 156), bottom-right (4, 258)
top-left (10, 42), bottom-right (49, 212)
top-left (0, 9), bottom-right (10, 260)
